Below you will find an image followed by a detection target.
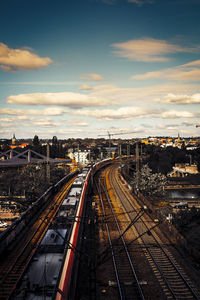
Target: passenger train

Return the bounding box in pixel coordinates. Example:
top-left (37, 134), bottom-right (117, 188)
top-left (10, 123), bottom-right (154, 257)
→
top-left (2, 158), bottom-right (111, 299)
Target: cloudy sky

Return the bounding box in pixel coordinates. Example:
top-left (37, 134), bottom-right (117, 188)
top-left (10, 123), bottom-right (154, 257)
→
top-left (0, 0), bottom-right (200, 139)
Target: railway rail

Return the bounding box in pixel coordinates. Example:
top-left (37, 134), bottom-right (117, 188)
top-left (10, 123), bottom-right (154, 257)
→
top-left (108, 164), bottom-right (200, 300)
top-left (96, 167), bottom-right (146, 300)
top-left (0, 175), bottom-right (76, 300)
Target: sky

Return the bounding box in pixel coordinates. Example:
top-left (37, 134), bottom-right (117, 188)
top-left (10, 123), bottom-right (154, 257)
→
top-left (0, 0), bottom-right (200, 139)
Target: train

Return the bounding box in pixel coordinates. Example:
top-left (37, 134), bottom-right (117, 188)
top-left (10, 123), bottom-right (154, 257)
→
top-left (4, 158), bottom-right (111, 299)
top-left (56, 158), bottom-right (112, 300)
top-left (0, 170), bottom-right (78, 256)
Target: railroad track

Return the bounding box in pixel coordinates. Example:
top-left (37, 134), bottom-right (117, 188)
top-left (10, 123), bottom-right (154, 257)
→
top-left (109, 164), bottom-right (200, 300)
top-left (0, 176), bottom-right (76, 300)
top-left (96, 167), bottom-right (145, 300)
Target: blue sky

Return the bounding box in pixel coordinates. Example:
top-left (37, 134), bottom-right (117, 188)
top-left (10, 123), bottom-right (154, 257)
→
top-left (0, 0), bottom-right (200, 139)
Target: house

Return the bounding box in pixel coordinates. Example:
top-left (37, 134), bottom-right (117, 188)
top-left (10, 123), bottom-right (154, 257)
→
top-left (168, 163), bottom-right (199, 177)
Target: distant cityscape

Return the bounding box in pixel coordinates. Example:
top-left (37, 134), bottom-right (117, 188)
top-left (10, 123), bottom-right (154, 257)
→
top-left (1, 133), bottom-right (200, 149)
top-left (0, 133), bottom-right (199, 167)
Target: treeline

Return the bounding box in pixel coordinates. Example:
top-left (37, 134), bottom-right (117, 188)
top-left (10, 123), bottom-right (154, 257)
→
top-left (121, 143), bottom-right (200, 198)
top-left (0, 135), bottom-right (69, 159)
top-left (29, 135), bottom-right (68, 158)
top-left (173, 207), bottom-right (200, 251)
top-left (144, 145), bottom-right (200, 175)
top-left (0, 164), bottom-right (68, 205)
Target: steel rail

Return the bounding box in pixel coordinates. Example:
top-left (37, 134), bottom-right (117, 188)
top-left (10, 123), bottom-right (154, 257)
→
top-left (110, 164), bottom-right (200, 300)
top-left (0, 176), bottom-right (76, 300)
top-left (96, 176), bottom-right (124, 300)
top-left (104, 168), bottom-right (145, 300)
top-left (97, 167), bottom-right (146, 300)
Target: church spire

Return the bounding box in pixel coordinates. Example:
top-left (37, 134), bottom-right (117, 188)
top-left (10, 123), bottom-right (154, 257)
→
top-left (12, 134), bottom-right (17, 145)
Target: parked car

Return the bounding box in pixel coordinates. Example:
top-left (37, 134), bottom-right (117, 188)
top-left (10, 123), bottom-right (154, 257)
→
top-left (0, 220), bottom-right (8, 228)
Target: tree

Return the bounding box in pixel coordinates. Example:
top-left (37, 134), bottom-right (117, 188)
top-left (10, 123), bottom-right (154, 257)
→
top-left (33, 135), bottom-right (40, 147)
top-left (0, 163), bottom-right (68, 206)
top-left (52, 136), bottom-right (58, 146)
top-left (131, 164), bottom-right (167, 197)
top-left (51, 136), bottom-right (59, 158)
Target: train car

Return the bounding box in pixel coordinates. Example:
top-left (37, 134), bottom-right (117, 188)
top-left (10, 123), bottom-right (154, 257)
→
top-left (11, 170), bottom-right (87, 299)
top-left (4, 162), bottom-right (110, 299)
top-left (0, 171), bottom-right (78, 256)
top-left (56, 169), bottom-right (91, 300)
top-left (56, 159), bottom-right (112, 300)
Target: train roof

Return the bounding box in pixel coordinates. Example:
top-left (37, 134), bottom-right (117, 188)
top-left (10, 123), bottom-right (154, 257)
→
top-left (68, 187), bottom-right (82, 196)
top-left (25, 252), bottom-right (63, 298)
top-left (41, 229), bottom-right (67, 246)
top-left (62, 197), bottom-right (77, 207)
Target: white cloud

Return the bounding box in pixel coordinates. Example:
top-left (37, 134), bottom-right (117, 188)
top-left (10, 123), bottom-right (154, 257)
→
top-left (6, 92), bottom-right (113, 108)
top-left (80, 73), bottom-right (104, 81)
top-left (16, 115), bottom-right (32, 121)
top-left (112, 38), bottom-right (194, 62)
top-left (0, 122), bottom-right (12, 128)
top-left (156, 93), bottom-right (200, 104)
top-left (78, 84), bottom-right (93, 91)
top-left (89, 83), bottom-right (200, 106)
top-left (132, 70), bottom-right (162, 80)
top-left (181, 121), bottom-right (195, 127)
top-left (168, 69), bottom-right (200, 81)
top-left (72, 106), bottom-right (152, 120)
top-left (157, 124), bottom-right (179, 130)
top-left (41, 107), bottom-right (68, 116)
top-left (0, 42), bottom-right (52, 71)
top-left (161, 110), bottom-right (194, 119)
top-left (32, 118), bottom-right (60, 128)
top-left (51, 126), bottom-right (144, 138)
top-left (67, 118), bottom-right (90, 127)
top-left (132, 59), bottom-right (200, 81)
top-left (0, 118), bottom-right (12, 122)
top-left (157, 121), bottom-right (196, 131)
top-left (72, 106), bottom-right (195, 121)
top-left (0, 107), bottom-right (67, 116)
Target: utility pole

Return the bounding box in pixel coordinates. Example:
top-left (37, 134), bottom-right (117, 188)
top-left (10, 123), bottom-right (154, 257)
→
top-left (46, 142), bottom-right (50, 183)
top-left (77, 143), bottom-right (80, 167)
top-left (10, 150), bottom-right (13, 159)
top-left (189, 154), bottom-right (192, 165)
top-left (127, 143), bottom-right (130, 156)
top-left (101, 151), bottom-right (103, 160)
top-left (118, 142), bottom-right (121, 157)
top-left (108, 133), bottom-right (111, 158)
top-left (135, 142), bottom-right (139, 193)
top-left (28, 149), bottom-right (31, 163)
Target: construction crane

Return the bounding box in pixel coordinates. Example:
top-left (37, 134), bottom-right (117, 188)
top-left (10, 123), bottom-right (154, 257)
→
top-left (98, 130), bottom-right (136, 158)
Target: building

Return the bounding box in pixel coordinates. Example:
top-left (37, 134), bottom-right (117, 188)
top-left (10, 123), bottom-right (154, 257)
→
top-left (10, 134), bottom-right (29, 149)
top-left (168, 163), bottom-right (199, 177)
top-left (11, 134), bottom-right (17, 145)
top-left (68, 150), bottom-right (90, 165)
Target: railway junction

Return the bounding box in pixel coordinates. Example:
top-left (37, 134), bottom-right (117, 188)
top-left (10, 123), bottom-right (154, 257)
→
top-left (0, 159), bottom-right (200, 299)
top-left (75, 161), bottom-right (200, 300)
